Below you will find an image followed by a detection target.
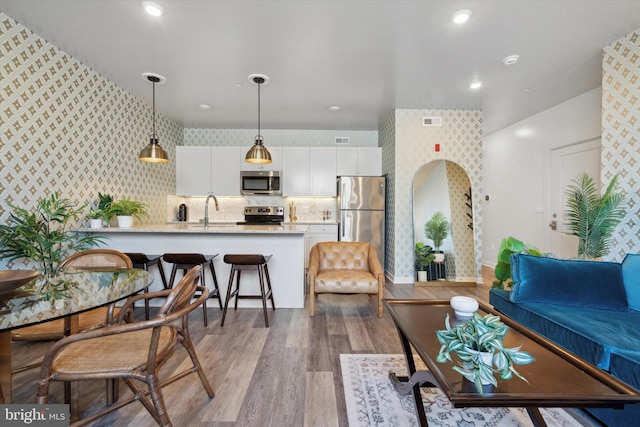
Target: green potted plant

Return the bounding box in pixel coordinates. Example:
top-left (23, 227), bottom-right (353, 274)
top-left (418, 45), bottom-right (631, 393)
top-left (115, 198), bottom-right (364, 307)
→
top-left (436, 312), bottom-right (535, 395)
top-left (108, 197), bottom-right (149, 228)
top-left (414, 242), bottom-right (436, 282)
top-left (88, 192), bottom-right (113, 228)
top-left (565, 172), bottom-right (626, 260)
top-left (0, 192), bottom-right (104, 275)
top-left (424, 211), bottom-right (449, 257)
top-left (492, 236), bottom-right (544, 290)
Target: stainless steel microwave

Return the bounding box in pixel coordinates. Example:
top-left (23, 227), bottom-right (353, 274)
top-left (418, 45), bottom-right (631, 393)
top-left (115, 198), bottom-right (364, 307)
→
top-left (240, 170), bottom-right (282, 195)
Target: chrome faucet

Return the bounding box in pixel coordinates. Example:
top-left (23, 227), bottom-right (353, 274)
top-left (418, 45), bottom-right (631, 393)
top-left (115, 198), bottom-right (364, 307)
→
top-left (204, 193), bottom-right (219, 227)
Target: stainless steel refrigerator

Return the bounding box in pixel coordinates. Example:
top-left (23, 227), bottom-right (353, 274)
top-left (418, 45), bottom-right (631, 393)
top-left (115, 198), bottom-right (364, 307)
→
top-left (337, 176), bottom-right (386, 268)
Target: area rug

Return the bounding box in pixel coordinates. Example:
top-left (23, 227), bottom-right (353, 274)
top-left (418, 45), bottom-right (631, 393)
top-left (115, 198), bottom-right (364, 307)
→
top-left (341, 354), bottom-right (588, 427)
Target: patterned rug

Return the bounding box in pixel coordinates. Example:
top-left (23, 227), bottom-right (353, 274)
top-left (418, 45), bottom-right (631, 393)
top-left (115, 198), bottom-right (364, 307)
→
top-left (340, 354), bottom-right (590, 427)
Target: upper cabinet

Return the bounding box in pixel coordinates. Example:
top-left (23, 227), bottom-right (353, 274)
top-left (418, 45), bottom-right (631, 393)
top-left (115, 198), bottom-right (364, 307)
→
top-left (175, 146), bottom-right (241, 196)
top-left (240, 146), bottom-right (283, 171)
top-left (176, 146), bottom-right (211, 196)
top-left (336, 147), bottom-right (382, 176)
top-left (283, 147), bottom-right (336, 196)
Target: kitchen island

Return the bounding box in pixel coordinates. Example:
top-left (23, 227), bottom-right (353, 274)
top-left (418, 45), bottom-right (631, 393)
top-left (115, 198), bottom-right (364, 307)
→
top-left (78, 224), bottom-right (308, 308)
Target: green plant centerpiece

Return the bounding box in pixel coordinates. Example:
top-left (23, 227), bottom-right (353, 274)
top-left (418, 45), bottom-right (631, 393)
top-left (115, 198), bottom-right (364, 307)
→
top-left (88, 192), bottom-right (114, 223)
top-left (436, 312), bottom-right (535, 395)
top-left (108, 197), bottom-right (148, 228)
top-left (0, 192), bottom-right (104, 276)
top-left (565, 172), bottom-right (626, 260)
top-left (424, 212), bottom-right (449, 251)
top-left (492, 237), bottom-right (544, 290)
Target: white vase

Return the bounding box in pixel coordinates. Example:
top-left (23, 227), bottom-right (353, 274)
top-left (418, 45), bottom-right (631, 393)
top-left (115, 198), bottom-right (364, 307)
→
top-left (417, 271), bottom-right (427, 282)
top-left (467, 349), bottom-right (494, 385)
top-left (116, 215), bottom-right (133, 228)
top-left (89, 218), bottom-right (102, 229)
top-left (434, 252), bottom-right (445, 262)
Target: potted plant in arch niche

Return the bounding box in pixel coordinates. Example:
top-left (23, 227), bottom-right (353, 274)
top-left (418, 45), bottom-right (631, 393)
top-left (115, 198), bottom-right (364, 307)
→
top-left (424, 212), bottom-right (449, 279)
top-left (565, 172), bottom-right (626, 260)
top-left (436, 312), bottom-right (535, 395)
top-left (414, 242), bottom-right (435, 282)
top-left (108, 197), bottom-right (149, 228)
top-left (0, 192), bottom-right (104, 275)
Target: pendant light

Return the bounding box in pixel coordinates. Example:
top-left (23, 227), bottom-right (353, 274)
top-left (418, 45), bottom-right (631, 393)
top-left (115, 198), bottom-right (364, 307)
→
top-left (139, 73), bottom-right (169, 163)
top-left (245, 74), bottom-right (272, 164)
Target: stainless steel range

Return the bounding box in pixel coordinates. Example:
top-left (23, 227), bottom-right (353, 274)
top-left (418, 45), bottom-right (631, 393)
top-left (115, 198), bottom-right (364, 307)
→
top-left (237, 206), bottom-right (284, 225)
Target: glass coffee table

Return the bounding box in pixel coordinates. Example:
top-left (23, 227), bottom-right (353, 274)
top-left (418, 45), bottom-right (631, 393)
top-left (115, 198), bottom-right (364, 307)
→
top-left (383, 299), bottom-right (640, 427)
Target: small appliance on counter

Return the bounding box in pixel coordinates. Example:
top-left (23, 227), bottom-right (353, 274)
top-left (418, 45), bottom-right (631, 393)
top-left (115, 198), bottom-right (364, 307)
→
top-left (177, 203), bottom-right (188, 221)
top-left (237, 206), bottom-right (284, 225)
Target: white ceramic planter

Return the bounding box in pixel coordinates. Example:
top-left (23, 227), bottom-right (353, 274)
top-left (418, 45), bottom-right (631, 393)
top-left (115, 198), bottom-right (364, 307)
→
top-left (89, 218), bottom-right (102, 229)
top-left (116, 215), bottom-right (133, 228)
top-left (450, 296), bottom-right (479, 318)
top-left (417, 271), bottom-right (427, 282)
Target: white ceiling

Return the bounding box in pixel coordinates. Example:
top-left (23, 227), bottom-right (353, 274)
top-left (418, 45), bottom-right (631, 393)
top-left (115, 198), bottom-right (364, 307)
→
top-left (2, 0), bottom-right (640, 135)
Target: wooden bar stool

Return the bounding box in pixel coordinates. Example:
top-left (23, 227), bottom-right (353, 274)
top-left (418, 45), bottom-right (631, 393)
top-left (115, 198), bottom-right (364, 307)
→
top-left (162, 253), bottom-right (222, 326)
top-left (125, 253), bottom-right (168, 319)
top-left (221, 254), bottom-right (274, 327)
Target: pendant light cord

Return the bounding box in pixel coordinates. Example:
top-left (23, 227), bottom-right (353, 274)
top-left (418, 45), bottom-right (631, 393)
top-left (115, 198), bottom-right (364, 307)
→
top-left (152, 78), bottom-right (156, 140)
top-left (257, 79), bottom-right (261, 141)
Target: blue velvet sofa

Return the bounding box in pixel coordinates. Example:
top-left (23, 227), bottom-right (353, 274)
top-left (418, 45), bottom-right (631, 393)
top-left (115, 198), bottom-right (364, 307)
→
top-left (489, 253), bottom-right (640, 427)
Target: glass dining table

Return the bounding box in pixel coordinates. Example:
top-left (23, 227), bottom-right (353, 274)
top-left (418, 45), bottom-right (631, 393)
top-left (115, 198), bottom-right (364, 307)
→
top-left (0, 267), bottom-right (153, 403)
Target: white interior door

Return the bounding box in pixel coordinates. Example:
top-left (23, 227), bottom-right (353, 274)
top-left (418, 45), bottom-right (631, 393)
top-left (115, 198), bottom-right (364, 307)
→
top-left (549, 139), bottom-right (601, 258)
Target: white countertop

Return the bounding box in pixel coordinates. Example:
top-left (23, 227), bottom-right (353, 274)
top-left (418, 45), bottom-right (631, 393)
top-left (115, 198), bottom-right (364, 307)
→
top-left (77, 224), bottom-right (308, 234)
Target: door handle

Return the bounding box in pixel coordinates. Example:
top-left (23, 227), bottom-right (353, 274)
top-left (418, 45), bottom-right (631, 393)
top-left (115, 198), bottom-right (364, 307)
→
top-left (341, 212), bottom-right (345, 238)
top-left (549, 220), bottom-right (557, 230)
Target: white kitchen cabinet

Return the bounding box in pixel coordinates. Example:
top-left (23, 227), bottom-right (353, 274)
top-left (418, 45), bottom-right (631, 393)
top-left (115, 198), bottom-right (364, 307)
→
top-left (176, 146), bottom-right (241, 196)
top-left (283, 147), bottom-right (336, 196)
top-left (212, 146), bottom-right (241, 196)
top-left (304, 223), bottom-right (339, 268)
top-left (240, 146), bottom-right (283, 171)
top-left (176, 146), bottom-right (211, 196)
top-left (336, 147), bottom-right (382, 176)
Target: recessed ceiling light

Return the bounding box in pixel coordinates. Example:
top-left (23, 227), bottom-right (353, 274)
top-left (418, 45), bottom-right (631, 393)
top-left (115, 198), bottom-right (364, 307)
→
top-left (199, 104), bottom-right (211, 110)
top-left (521, 87), bottom-right (531, 93)
top-left (143, 1), bottom-right (163, 17)
top-left (469, 80), bottom-right (482, 90)
top-left (329, 106), bottom-right (341, 112)
top-left (503, 55), bottom-right (520, 66)
top-left (235, 83), bottom-right (243, 87)
top-left (452, 9), bottom-right (472, 24)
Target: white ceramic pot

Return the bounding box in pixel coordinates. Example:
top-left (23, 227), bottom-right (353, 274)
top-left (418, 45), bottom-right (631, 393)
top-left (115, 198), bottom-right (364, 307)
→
top-left (467, 349), bottom-right (494, 385)
top-left (434, 253), bottom-right (445, 262)
top-left (116, 215), bottom-right (133, 228)
top-left (417, 271), bottom-right (427, 282)
top-left (89, 218), bottom-right (102, 229)
top-left (450, 296), bottom-right (479, 318)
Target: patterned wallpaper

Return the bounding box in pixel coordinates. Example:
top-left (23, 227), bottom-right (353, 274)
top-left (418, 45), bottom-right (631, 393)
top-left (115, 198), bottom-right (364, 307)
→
top-left (0, 13), bottom-right (179, 268)
top-left (602, 30), bottom-right (640, 260)
top-left (379, 112), bottom-right (396, 277)
top-left (387, 109), bottom-right (482, 283)
top-left (183, 128), bottom-right (377, 147)
top-left (446, 161), bottom-right (475, 280)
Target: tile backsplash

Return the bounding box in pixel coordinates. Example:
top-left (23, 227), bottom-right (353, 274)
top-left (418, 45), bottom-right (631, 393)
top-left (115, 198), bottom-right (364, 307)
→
top-left (166, 195), bottom-right (337, 223)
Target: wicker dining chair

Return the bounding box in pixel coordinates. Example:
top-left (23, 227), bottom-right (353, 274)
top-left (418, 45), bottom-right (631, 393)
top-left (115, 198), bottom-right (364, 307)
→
top-left (59, 249), bottom-right (134, 332)
top-left (35, 265), bottom-right (215, 427)
top-left (10, 247), bottom-right (135, 386)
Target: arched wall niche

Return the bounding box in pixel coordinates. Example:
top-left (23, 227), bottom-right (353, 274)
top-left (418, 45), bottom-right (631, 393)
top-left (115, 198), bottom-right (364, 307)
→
top-left (413, 160), bottom-right (476, 283)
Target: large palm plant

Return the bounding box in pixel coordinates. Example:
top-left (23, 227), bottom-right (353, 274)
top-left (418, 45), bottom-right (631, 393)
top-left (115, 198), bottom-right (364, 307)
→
top-left (564, 173), bottom-right (626, 260)
top-left (0, 192), bottom-right (104, 274)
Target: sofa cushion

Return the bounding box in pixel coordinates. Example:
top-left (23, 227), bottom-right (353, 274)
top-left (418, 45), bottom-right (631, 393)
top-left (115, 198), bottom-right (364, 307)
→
top-left (509, 254), bottom-right (628, 311)
top-left (491, 289), bottom-right (640, 370)
top-left (622, 253), bottom-right (640, 311)
top-left (314, 269), bottom-right (378, 294)
top-left (317, 241), bottom-right (370, 272)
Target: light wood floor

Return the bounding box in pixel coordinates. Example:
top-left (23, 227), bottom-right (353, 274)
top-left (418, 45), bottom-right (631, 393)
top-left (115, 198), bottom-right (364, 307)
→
top-left (8, 268), bottom-right (593, 426)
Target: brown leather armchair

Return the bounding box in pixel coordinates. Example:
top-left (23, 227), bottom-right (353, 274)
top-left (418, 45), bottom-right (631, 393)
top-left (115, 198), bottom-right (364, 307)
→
top-left (308, 241), bottom-right (385, 317)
